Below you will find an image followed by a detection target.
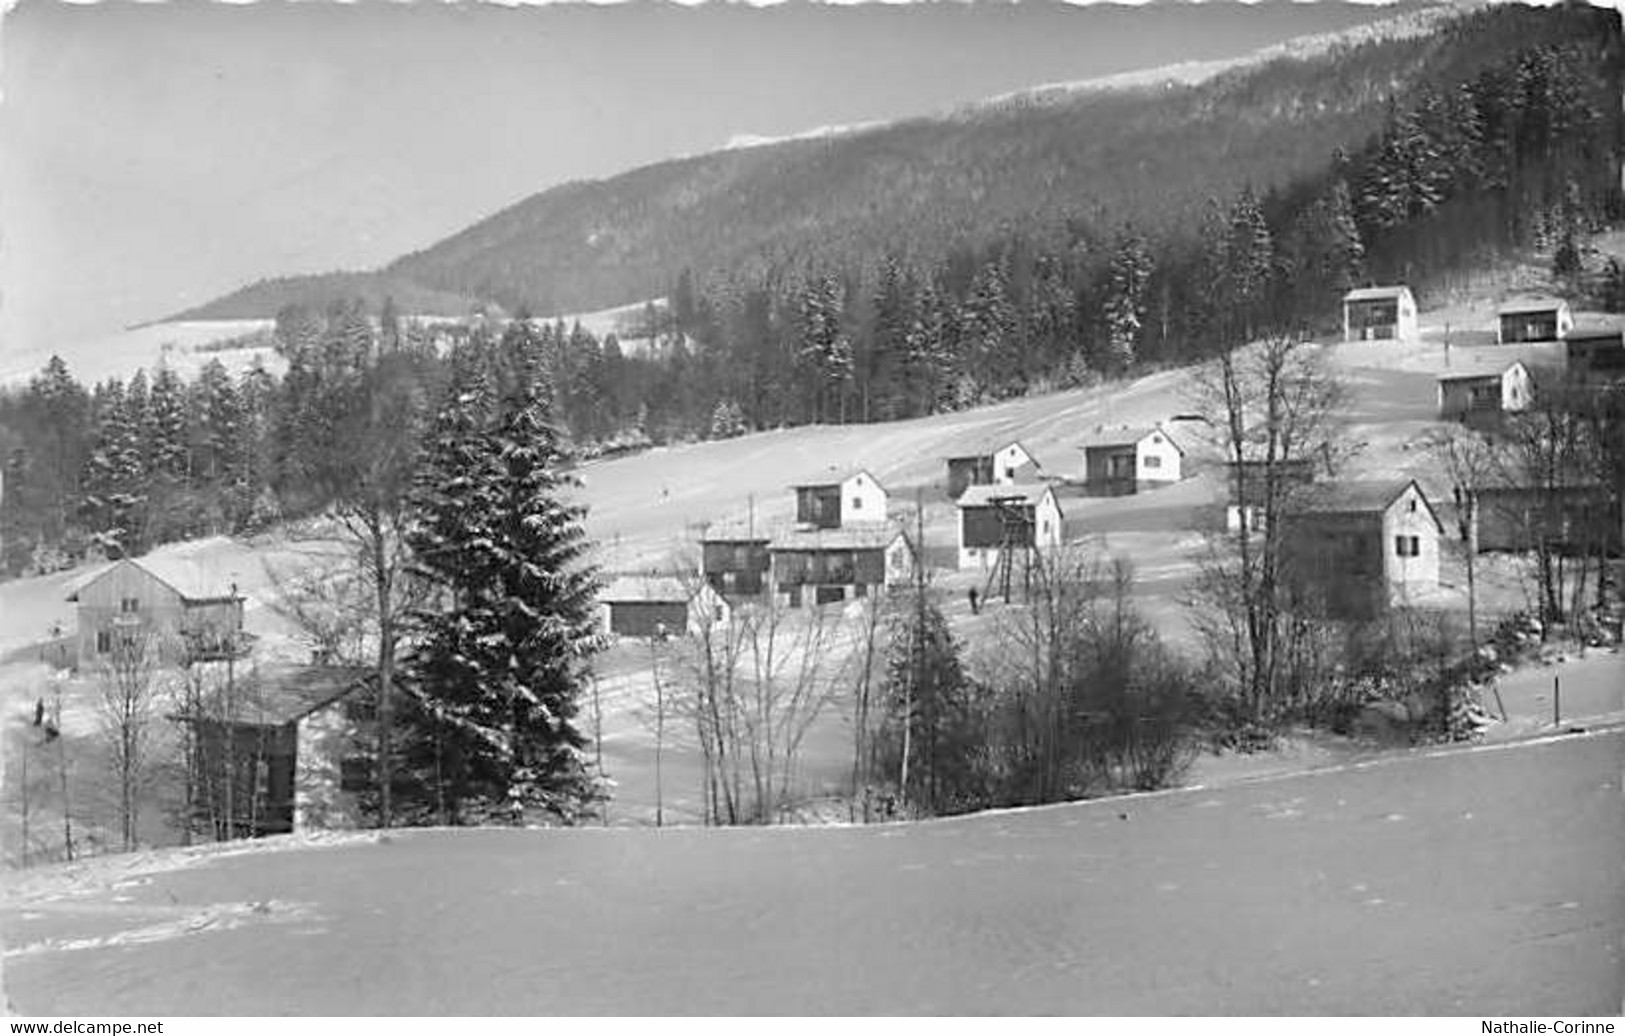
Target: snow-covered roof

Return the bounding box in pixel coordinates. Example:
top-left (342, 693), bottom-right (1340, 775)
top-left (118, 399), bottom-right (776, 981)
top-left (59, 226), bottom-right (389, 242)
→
top-left (1497, 296), bottom-right (1568, 316)
top-left (1293, 479), bottom-right (1441, 530)
top-left (1343, 285), bottom-right (1413, 303)
top-left (600, 575), bottom-right (699, 604)
top-left (1435, 359), bottom-right (1529, 383)
top-left (1077, 424), bottom-right (1182, 453)
top-left (699, 518), bottom-right (775, 542)
top-left (956, 483), bottom-right (1053, 508)
top-left (948, 440), bottom-right (1035, 462)
top-left (790, 468), bottom-right (885, 492)
top-left (182, 664), bottom-right (372, 727)
top-left (770, 522), bottom-right (904, 552)
top-left (65, 556), bottom-right (244, 604)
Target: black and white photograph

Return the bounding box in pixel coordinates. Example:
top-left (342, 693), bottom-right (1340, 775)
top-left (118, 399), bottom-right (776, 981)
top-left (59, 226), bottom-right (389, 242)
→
top-left (0, 0), bottom-right (1622, 1019)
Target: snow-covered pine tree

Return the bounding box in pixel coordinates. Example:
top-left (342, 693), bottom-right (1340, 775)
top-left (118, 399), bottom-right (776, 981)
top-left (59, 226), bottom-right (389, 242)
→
top-left (403, 360), bottom-right (606, 825)
top-left (80, 377), bottom-right (148, 558)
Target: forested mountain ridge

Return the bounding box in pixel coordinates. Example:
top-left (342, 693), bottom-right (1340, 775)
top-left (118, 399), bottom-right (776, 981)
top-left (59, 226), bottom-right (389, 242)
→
top-left (176, 3), bottom-right (1616, 323)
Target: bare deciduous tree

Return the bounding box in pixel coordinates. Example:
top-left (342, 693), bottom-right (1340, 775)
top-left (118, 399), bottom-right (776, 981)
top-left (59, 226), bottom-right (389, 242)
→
top-left (96, 631), bottom-right (164, 851)
top-left (1422, 424), bottom-right (1497, 649)
top-left (678, 592), bottom-right (848, 825)
top-left (1187, 334), bottom-right (1351, 722)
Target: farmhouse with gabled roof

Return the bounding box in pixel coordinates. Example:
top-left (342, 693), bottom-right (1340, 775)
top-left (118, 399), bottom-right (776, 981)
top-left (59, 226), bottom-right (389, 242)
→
top-left (64, 556), bottom-right (251, 668)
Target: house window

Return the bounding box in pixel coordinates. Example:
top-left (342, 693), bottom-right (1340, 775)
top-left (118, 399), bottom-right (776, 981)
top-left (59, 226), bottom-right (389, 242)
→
top-left (851, 496), bottom-right (862, 511)
top-left (1395, 535), bottom-right (1421, 558)
top-left (96, 630), bottom-right (112, 654)
top-left (713, 605), bottom-right (725, 622)
top-left (1407, 499), bottom-right (1417, 512)
top-left (1005, 467), bottom-right (1015, 480)
top-left (1144, 455), bottom-right (1162, 469)
top-left (120, 597), bottom-right (140, 613)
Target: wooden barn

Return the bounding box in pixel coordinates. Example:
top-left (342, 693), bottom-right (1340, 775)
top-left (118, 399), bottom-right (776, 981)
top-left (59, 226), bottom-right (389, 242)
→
top-left (955, 484), bottom-right (1063, 570)
top-left (1564, 328), bottom-right (1625, 384)
top-left (599, 575), bottom-right (729, 638)
top-left (1077, 425), bottom-right (1183, 495)
top-left (945, 441), bottom-right (1041, 499)
top-left (65, 556), bottom-right (249, 668)
top-left (699, 521), bottom-right (773, 598)
top-left (1497, 297), bottom-right (1573, 344)
top-left (1436, 360), bottom-right (1535, 424)
top-left (769, 524), bottom-right (914, 607)
top-left (176, 664), bottom-right (373, 840)
top-left (1280, 479), bottom-right (1443, 620)
top-left (1342, 286), bottom-right (1418, 342)
top-left (1473, 485), bottom-right (1622, 557)
top-left (792, 470), bottom-right (887, 529)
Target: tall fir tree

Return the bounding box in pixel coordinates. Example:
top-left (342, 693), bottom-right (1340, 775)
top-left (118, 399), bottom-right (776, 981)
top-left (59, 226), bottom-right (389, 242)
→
top-left (404, 366), bottom-right (606, 824)
top-left (80, 378), bottom-right (147, 558)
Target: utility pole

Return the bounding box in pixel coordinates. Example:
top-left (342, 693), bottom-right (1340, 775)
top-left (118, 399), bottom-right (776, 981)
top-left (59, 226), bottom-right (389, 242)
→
top-left (650, 628), bottom-right (668, 828)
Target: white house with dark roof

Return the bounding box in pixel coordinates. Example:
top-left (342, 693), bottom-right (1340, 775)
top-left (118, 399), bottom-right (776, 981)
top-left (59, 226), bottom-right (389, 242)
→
top-left (791, 469), bottom-right (887, 529)
top-left (1497, 297), bottom-right (1573, 344)
top-left (1077, 425), bottom-right (1183, 493)
top-left (1280, 478), bottom-right (1444, 618)
top-left (1436, 359), bottom-right (1535, 423)
top-left (1343, 286), bottom-right (1419, 342)
top-left (955, 483), bottom-right (1063, 570)
top-left (945, 441), bottom-right (1042, 499)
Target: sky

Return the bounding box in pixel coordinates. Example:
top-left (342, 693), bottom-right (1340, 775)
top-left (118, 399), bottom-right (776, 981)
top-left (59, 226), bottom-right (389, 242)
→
top-left (0, 0), bottom-right (1426, 369)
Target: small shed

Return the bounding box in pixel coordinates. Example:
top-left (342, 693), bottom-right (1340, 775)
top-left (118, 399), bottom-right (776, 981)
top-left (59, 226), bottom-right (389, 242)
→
top-left (176, 664), bottom-right (373, 839)
top-left (945, 441), bottom-right (1041, 499)
top-left (1343, 286), bottom-right (1419, 342)
top-left (1497, 297), bottom-right (1573, 345)
top-left (768, 523), bottom-right (914, 607)
top-left (600, 575), bottom-right (729, 638)
top-left (955, 483), bottom-right (1063, 570)
top-left (1077, 425), bottom-right (1183, 494)
top-left (1436, 360), bottom-right (1534, 423)
top-left (791, 469), bottom-right (887, 529)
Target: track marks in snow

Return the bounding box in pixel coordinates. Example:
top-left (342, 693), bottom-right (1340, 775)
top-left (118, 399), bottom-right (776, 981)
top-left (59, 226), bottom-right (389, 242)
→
top-left (4, 899), bottom-right (318, 959)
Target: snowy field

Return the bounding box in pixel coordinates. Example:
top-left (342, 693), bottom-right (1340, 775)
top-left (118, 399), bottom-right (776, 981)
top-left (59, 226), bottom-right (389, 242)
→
top-left (3, 727), bottom-right (1621, 1015)
top-left (1, 321), bottom-right (282, 390)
